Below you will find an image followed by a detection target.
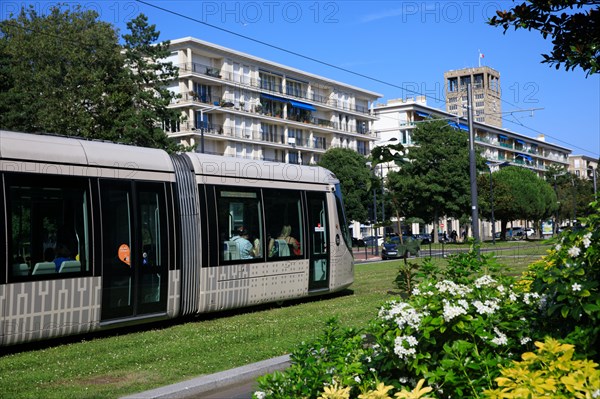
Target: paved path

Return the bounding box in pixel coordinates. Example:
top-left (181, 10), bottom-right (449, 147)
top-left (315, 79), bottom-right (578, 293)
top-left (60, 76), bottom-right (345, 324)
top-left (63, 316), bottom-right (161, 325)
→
top-left (121, 355), bottom-right (290, 399)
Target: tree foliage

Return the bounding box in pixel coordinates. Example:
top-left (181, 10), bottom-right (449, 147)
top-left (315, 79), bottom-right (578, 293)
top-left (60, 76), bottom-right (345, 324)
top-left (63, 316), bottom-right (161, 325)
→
top-left (544, 165), bottom-right (595, 225)
top-left (117, 14), bottom-right (183, 151)
top-left (479, 166), bottom-right (557, 237)
top-left (488, 0), bottom-right (600, 75)
top-left (0, 6), bottom-right (183, 151)
top-left (387, 118), bottom-right (486, 230)
top-left (318, 148), bottom-right (371, 223)
top-left (0, 6), bottom-right (123, 136)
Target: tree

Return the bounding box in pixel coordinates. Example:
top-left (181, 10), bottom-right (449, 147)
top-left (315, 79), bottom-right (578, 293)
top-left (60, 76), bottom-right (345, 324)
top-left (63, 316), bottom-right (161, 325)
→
top-left (489, 0), bottom-right (600, 75)
top-left (0, 5), bottom-right (123, 136)
top-left (388, 118), bottom-right (486, 242)
top-left (0, 6), bottom-right (184, 151)
top-left (116, 14), bottom-right (183, 152)
top-left (318, 148), bottom-right (371, 224)
top-left (479, 166), bottom-right (557, 238)
top-left (545, 165), bottom-right (595, 226)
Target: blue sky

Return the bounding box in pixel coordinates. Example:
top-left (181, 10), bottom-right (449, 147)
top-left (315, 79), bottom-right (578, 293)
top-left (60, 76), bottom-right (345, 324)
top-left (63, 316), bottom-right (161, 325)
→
top-left (3, 1), bottom-right (599, 158)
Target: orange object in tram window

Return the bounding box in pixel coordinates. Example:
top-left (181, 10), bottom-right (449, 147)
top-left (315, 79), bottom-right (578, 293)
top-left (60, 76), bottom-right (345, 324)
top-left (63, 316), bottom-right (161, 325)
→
top-left (118, 244), bottom-right (131, 266)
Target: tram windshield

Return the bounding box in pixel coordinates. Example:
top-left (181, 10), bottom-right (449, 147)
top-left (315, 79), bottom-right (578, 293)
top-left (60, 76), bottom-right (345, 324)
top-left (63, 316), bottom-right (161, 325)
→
top-left (333, 183), bottom-right (352, 249)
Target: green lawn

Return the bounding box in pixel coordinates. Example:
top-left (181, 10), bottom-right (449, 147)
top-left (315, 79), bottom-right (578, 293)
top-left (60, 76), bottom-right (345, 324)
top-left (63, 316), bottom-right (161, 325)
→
top-left (0, 244), bottom-right (551, 398)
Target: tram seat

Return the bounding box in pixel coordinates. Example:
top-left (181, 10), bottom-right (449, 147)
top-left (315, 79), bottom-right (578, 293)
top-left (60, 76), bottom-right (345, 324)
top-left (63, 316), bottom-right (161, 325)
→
top-left (59, 260), bottom-right (81, 273)
top-left (32, 262), bottom-right (57, 275)
top-left (12, 263), bottom-right (30, 276)
top-left (223, 241), bottom-right (240, 260)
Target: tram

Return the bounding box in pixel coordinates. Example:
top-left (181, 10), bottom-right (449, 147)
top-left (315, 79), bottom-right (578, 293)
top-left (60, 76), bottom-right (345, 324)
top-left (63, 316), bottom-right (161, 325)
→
top-left (0, 130), bottom-right (354, 346)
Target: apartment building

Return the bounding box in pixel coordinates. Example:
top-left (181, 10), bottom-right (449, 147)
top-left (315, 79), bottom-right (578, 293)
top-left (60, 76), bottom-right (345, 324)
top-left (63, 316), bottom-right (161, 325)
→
top-left (569, 155), bottom-right (598, 180)
top-left (373, 96), bottom-right (571, 176)
top-left (444, 66), bottom-right (502, 128)
top-left (164, 37), bottom-right (381, 164)
top-left (370, 96), bottom-right (572, 238)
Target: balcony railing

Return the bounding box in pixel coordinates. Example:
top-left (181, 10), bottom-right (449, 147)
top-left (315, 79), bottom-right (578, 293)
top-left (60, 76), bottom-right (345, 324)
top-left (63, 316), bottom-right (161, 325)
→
top-left (176, 61), bottom-right (372, 115)
top-left (173, 122), bottom-right (330, 151)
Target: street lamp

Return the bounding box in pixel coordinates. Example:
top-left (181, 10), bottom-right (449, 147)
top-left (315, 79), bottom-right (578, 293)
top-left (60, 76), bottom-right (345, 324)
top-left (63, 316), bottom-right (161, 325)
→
top-left (588, 165), bottom-right (598, 200)
top-left (195, 101), bottom-right (234, 153)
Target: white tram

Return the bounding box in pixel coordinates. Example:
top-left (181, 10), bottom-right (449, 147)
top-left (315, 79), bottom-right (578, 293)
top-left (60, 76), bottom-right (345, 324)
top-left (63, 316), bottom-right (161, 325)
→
top-left (0, 130), bottom-right (354, 346)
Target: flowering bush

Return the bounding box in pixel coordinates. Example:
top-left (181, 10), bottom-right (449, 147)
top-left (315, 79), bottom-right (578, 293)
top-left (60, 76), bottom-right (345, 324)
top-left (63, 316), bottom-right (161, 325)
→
top-left (255, 202), bottom-right (600, 398)
top-left (526, 201), bottom-right (600, 359)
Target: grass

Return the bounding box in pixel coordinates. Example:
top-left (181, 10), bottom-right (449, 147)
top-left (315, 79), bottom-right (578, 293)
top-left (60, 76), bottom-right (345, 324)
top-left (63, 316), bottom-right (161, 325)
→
top-left (0, 244), bottom-right (551, 398)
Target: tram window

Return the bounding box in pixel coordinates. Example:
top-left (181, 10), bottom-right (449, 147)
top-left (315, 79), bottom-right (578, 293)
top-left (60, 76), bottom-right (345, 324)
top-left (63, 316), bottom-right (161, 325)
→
top-left (6, 174), bottom-right (90, 279)
top-left (216, 188), bottom-right (263, 263)
top-left (263, 189), bottom-right (304, 259)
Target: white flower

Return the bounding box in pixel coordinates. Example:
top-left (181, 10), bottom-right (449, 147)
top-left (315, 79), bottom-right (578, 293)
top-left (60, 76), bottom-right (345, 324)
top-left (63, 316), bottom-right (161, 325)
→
top-left (412, 288), bottom-right (421, 296)
top-left (568, 246), bottom-right (581, 257)
top-left (572, 283), bottom-right (582, 292)
top-left (592, 388), bottom-right (600, 398)
top-left (442, 300), bottom-right (468, 322)
top-left (520, 337), bottom-right (532, 345)
top-left (394, 335), bottom-right (418, 360)
top-left (354, 376), bottom-right (361, 383)
top-left (474, 275), bottom-right (496, 288)
top-left (583, 232), bottom-right (592, 248)
top-left (491, 327), bottom-right (508, 346)
top-left (436, 280), bottom-right (472, 296)
top-left (473, 299), bottom-right (500, 315)
top-left (555, 244), bottom-right (562, 251)
top-left (254, 391), bottom-right (266, 399)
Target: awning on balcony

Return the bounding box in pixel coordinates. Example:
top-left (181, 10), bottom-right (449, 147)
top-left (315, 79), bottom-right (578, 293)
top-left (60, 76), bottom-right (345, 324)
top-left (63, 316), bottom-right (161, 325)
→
top-left (516, 153), bottom-right (533, 161)
top-left (498, 134), bottom-right (508, 140)
top-left (415, 110), bottom-right (430, 117)
top-left (515, 139), bottom-right (525, 145)
top-left (288, 99), bottom-right (316, 111)
top-left (260, 93), bottom-right (287, 103)
top-left (448, 121), bottom-right (469, 131)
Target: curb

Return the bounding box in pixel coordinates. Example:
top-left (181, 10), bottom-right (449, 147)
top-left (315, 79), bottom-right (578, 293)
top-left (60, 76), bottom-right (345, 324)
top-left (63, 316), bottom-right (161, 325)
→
top-left (121, 355), bottom-right (290, 399)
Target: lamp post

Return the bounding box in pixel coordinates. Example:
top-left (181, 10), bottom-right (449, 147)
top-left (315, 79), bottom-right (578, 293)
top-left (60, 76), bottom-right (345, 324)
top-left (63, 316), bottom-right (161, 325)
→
top-left (196, 101), bottom-right (234, 153)
top-left (486, 161), bottom-right (509, 244)
top-left (588, 166), bottom-right (597, 200)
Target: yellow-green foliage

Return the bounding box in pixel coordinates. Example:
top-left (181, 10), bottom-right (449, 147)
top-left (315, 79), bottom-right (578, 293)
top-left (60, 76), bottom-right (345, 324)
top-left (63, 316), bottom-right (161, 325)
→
top-left (483, 337), bottom-right (600, 398)
top-left (317, 380), bottom-right (436, 399)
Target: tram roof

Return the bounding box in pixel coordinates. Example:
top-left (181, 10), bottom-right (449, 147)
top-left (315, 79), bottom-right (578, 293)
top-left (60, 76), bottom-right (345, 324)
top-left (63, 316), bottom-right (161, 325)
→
top-left (184, 152), bottom-right (339, 186)
top-left (0, 130), bottom-right (174, 173)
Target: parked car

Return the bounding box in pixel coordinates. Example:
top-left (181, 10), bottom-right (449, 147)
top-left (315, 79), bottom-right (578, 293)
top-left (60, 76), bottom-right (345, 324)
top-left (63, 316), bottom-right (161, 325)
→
top-left (381, 235), bottom-right (421, 260)
top-left (352, 237), bottom-right (365, 247)
top-left (413, 233), bottom-right (431, 245)
top-left (363, 236), bottom-right (377, 247)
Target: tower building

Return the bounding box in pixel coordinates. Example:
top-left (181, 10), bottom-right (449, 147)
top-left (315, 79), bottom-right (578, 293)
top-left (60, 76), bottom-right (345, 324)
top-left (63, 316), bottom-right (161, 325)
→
top-left (444, 66), bottom-right (502, 127)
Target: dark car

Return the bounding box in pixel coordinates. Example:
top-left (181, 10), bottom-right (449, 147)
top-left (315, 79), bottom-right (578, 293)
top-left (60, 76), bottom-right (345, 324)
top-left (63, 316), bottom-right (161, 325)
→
top-left (413, 233), bottom-right (431, 245)
top-left (381, 236), bottom-right (421, 260)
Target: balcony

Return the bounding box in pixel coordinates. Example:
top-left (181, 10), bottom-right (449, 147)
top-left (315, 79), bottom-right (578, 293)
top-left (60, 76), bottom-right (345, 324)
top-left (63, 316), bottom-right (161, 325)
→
top-left (176, 62), bottom-right (373, 116)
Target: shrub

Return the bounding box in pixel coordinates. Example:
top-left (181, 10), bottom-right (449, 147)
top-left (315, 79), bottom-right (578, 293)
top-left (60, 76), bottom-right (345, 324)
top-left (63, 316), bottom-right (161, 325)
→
top-left (526, 201), bottom-right (600, 359)
top-left (255, 202), bottom-right (600, 398)
top-left (483, 337), bottom-right (600, 398)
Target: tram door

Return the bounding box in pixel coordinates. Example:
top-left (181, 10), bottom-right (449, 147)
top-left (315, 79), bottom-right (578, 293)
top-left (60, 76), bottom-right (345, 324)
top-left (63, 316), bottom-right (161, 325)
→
top-left (307, 192), bottom-right (329, 290)
top-left (100, 181), bottom-right (168, 320)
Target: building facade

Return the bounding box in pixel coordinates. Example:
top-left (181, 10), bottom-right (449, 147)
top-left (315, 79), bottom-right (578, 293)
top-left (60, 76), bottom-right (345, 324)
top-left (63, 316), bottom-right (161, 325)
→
top-left (568, 155), bottom-right (598, 180)
top-left (370, 96), bottom-right (572, 239)
top-left (444, 66), bottom-right (502, 127)
top-left (165, 37), bottom-right (381, 165)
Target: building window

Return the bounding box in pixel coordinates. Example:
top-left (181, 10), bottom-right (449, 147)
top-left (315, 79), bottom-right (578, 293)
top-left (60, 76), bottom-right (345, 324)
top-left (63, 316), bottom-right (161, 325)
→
top-left (448, 77), bottom-right (458, 92)
top-left (289, 152), bottom-right (299, 164)
top-left (259, 72), bottom-right (282, 93)
top-left (286, 79), bottom-right (304, 98)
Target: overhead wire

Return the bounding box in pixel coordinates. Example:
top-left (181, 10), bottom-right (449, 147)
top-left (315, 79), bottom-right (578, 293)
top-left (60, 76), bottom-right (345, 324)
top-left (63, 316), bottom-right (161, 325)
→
top-left (133, 0), bottom-right (599, 158)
